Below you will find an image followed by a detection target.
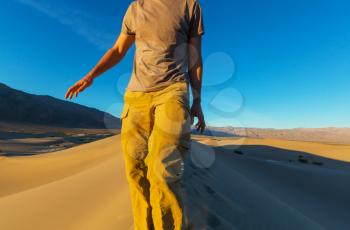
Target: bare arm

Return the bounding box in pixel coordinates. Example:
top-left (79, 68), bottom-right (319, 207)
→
top-left (65, 33), bottom-right (135, 99)
top-left (188, 36), bottom-right (206, 133)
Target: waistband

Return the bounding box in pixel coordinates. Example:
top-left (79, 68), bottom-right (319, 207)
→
top-left (124, 81), bottom-right (188, 101)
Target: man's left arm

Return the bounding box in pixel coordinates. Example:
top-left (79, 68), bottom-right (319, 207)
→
top-left (188, 36), bottom-right (206, 133)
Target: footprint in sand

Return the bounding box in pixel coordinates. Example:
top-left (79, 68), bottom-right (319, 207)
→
top-left (234, 150), bottom-right (244, 155)
top-left (204, 185), bottom-right (216, 195)
top-left (312, 161), bottom-right (324, 166)
top-left (298, 155), bottom-right (309, 163)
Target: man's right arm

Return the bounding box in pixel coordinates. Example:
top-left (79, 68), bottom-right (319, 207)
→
top-left (65, 33), bottom-right (134, 99)
top-left (86, 33), bottom-right (135, 80)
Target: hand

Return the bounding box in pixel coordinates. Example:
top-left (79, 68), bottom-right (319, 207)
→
top-left (65, 76), bottom-right (94, 99)
top-left (190, 102), bottom-right (206, 133)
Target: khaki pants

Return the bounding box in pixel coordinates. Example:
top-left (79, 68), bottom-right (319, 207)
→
top-left (120, 82), bottom-right (191, 230)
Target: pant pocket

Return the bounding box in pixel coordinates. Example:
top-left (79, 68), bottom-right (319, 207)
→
top-left (120, 104), bottom-right (129, 120)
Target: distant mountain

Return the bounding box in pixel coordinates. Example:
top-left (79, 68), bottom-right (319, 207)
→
top-left (202, 126), bottom-right (350, 145)
top-left (0, 83), bottom-right (121, 129)
top-left (196, 126), bottom-right (239, 137)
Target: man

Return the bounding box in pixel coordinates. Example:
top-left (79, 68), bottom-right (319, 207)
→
top-left (65, 0), bottom-right (205, 229)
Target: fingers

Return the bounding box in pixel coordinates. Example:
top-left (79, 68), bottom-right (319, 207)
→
top-left (75, 82), bottom-right (88, 97)
top-left (195, 120), bottom-right (206, 133)
top-left (195, 121), bottom-right (205, 133)
top-left (65, 85), bottom-right (76, 99)
top-left (193, 115), bottom-right (206, 133)
top-left (64, 89), bottom-right (70, 99)
top-left (65, 86), bottom-right (77, 99)
top-left (191, 106), bottom-right (206, 133)
top-left (65, 85), bottom-right (80, 99)
top-left (65, 80), bottom-right (90, 100)
top-left (68, 85), bottom-right (79, 99)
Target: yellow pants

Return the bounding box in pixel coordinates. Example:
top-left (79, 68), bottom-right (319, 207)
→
top-left (120, 82), bottom-right (192, 230)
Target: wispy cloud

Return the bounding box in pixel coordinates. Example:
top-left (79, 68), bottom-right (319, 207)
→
top-left (14, 0), bottom-right (116, 50)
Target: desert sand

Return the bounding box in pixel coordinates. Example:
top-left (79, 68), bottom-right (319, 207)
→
top-left (0, 122), bottom-right (116, 156)
top-left (1, 135), bottom-right (350, 230)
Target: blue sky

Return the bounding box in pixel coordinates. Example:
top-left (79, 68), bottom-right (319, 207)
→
top-left (1, 0), bottom-right (350, 128)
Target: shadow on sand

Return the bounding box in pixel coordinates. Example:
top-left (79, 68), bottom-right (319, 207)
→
top-left (182, 142), bottom-right (350, 230)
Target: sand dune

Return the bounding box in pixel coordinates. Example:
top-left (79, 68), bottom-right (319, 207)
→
top-left (0, 136), bottom-right (132, 230)
top-left (1, 135), bottom-right (350, 230)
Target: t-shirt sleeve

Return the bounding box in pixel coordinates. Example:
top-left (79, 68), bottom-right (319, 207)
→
top-left (189, 1), bottom-right (205, 38)
top-left (121, 3), bottom-right (136, 35)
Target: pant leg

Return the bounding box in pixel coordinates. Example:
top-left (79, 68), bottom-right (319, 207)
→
top-left (121, 91), bottom-right (154, 230)
top-left (146, 82), bottom-right (192, 230)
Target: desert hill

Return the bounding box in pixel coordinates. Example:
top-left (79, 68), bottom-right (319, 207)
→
top-left (0, 83), bottom-right (120, 129)
top-left (203, 126), bottom-right (350, 145)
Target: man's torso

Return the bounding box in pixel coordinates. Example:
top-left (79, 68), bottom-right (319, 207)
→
top-left (123, 0), bottom-right (203, 92)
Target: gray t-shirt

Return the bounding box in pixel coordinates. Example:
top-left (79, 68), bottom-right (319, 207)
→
top-left (121, 0), bottom-right (204, 92)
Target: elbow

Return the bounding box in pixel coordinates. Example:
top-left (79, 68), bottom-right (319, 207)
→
top-left (189, 55), bottom-right (202, 71)
top-left (110, 46), bottom-right (127, 58)
top-left (193, 60), bottom-right (203, 72)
